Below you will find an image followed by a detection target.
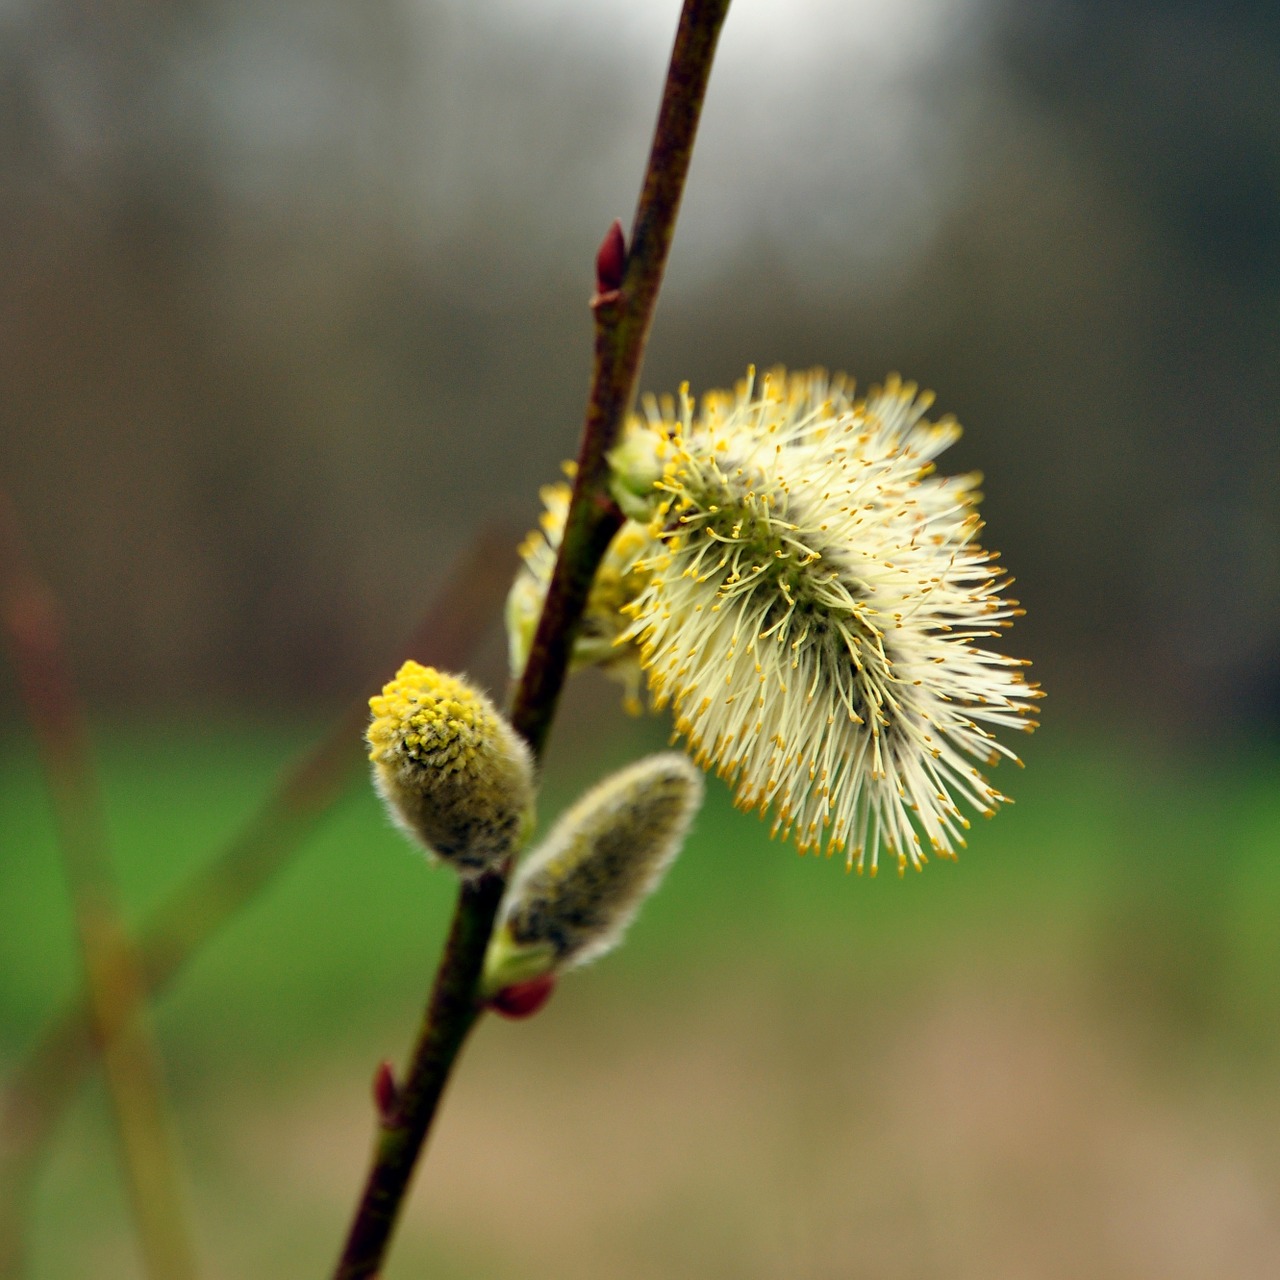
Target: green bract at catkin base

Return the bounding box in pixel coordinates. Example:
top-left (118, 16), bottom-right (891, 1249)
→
top-left (367, 662), bottom-right (536, 878)
top-left (482, 752), bottom-right (703, 997)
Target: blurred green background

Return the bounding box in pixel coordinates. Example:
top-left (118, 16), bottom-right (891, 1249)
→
top-left (2, 0), bottom-right (1279, 1276)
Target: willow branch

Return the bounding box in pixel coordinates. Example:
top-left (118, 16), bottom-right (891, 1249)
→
top-left (0, 490), bottom-right (199, 1280)
top-left (0, 528), bottom-right (511, 1276)
top-left (330, 4), bottom-right (732, 1277)
top-left (508, 0), bottom-right (730, 757)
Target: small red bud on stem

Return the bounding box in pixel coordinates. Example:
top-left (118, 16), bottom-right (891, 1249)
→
top-left (373, 1060), bottom-right (399, 1121)
top-left (592, 219), bottom-right (626, 306)
top-left (487, 972), bottom-right (557, 1020)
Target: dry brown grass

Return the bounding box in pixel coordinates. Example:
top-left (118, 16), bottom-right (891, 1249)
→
top-left (184, 960), bottom-right (1280, 1280)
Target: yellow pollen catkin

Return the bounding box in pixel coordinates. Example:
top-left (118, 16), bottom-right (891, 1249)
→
top-left (616, 366), bottom-right (1041, 873)
top-left (506, 483), bottom-right (653, 710)
top-left (367, 661), bottom-right (535, 878)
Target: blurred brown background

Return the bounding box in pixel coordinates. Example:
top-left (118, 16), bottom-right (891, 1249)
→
top-left (2, 0), bottom-right (1276, 729)
top-left (3, 3), bottom-right (1280, 1278)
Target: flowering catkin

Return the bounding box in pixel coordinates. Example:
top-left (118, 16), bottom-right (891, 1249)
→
top-left (616, 366), bottom-right (1040, 874)
top-left (367, 661), bottom-right (535, 878)
top-left (506, 475), bottom-right (653, 710)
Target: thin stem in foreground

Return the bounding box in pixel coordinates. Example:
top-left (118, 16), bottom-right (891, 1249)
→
top-left (331, 4), bottom-right (732, 1278)
top-left (0, 492), bottom-right (199, 1280)
top-left (0, 529), bottom-right (511, 1277)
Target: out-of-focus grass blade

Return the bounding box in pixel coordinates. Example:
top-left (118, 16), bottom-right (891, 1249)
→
top-left (0, 524), bottom-right (514, 1274)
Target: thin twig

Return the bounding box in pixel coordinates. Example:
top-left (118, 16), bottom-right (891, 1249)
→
top-left (0, 527), bottom-right (512, 1277)
top-left (0, 490), bottom-right (199, 1280)
top-left (330, 4), bottom-right (732, 1276)
top-left (508, 0), bottom-right (730, 757)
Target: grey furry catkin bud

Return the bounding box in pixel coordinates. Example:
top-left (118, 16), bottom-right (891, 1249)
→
top-left (482, 752), bottom-right (702, 996)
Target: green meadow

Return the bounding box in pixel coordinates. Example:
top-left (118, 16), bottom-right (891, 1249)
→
top-left (3, 712), bottom-right (1279, 1278)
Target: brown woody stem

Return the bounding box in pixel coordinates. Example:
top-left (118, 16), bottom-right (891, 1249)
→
top-left (330, 2), bottom-right (732, 1277)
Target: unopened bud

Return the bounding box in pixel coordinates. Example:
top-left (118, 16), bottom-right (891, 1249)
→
top-left (594, 218), bottom-right (626, 296)
top-left (488, 972), bottom-right (558, 1020)
top-left (373, 1060), bottom-right (399, 1120)
top-left (482, 753), bottom-right (702, 996)
top-left (367, 662), bottom-right (535, 877)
